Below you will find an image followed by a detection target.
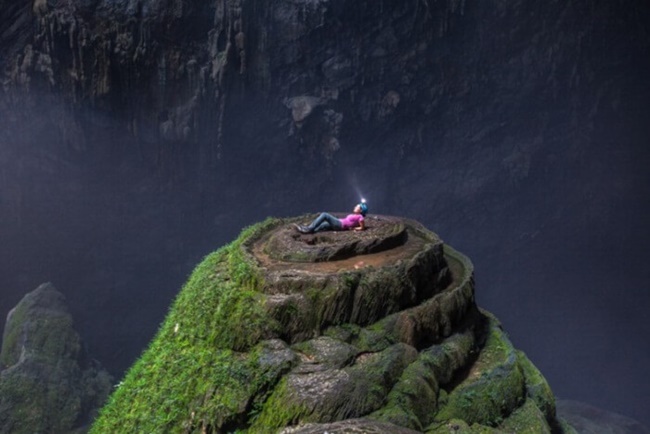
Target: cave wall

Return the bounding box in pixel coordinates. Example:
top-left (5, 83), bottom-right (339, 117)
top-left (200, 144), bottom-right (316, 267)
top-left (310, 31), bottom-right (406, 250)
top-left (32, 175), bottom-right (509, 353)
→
top-left (2, 0), bottom-right (648, 229)
top-left (1, 0), bottom-right (649, 424)
top-left (2, 0), bottom-right (648, 193)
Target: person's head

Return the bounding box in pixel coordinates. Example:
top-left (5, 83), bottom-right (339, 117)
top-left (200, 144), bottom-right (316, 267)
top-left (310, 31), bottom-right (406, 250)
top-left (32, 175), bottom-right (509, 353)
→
top-left (354, 202), bottom-right (368, 216)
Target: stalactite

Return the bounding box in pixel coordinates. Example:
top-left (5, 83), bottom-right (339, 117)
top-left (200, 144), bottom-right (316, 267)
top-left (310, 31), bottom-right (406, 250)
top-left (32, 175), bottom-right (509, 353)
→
top-left (77, 26), bottom-right (86, 91)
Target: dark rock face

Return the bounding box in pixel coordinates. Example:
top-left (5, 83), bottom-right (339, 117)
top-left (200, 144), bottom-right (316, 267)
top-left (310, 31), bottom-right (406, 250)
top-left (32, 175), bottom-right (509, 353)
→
top-left (4, 0), bottom-right (647, 187)
top-left (0, 283), bottom-right (112, 434)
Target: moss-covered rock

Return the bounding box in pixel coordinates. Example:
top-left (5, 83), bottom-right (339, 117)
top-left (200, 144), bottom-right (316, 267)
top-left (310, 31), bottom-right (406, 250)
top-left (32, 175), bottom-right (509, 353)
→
top-left (498, 398), bottom-right (552, 433)
top-left (429, 312), bottom-right (566, 433)
top-left (433, 315), bottom-right (526, 427)
top-left (255, 217), bottom-right (452, 336)
top-left (250, 342), bottom-right (418, 430)
top-left (0, 283), bottom-right (112, 434)
top-left (1, 283), bottom-right (80, 367)
top-left (91, 217), bottom-right (567, 433)
top-left (279, 417), bottom-right (423, 433)
top-left (516, 349), bottom-right (557, 426)
top-left (371, 324), bottom-right (479, 431)
top-left (426, 419), bottom-right (496, 433)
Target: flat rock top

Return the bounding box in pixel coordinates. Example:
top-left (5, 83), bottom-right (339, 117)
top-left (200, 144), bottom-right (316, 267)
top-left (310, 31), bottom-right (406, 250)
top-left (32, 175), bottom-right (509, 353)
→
top-left (264, 214), bottom-right (409, 263)
top-left (249, 215), bottom-right (442, 276)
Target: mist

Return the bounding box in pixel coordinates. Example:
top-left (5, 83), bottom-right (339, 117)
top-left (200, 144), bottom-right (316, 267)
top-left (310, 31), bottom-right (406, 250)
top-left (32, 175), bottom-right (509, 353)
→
top-left (1, 0), bottom-right (649, 428)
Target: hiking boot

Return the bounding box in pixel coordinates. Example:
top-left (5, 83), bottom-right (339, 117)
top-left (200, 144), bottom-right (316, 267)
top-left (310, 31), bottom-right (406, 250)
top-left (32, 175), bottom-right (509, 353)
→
top-left (295, 224), bottom-right (312, 234)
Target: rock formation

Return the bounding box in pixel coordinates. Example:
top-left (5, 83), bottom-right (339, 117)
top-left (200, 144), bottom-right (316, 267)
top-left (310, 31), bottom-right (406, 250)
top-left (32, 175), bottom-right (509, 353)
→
top-left (0, 283), bottom-right (112, 434)
top-left (91, 217), bottom-right (573, 433)
top-left (2, 0), bottom-right (647, 184)
top-left (1, 0), bottom-right (648, 428)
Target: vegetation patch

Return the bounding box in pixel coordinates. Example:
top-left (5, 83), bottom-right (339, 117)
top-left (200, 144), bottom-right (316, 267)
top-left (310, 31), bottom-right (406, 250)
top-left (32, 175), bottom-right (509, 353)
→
top-left (497, 398), bottom-right (551, 433)
top-left (91, 220), bottom-right (282, 433)
top-left (0, 284), bottom-right (112, 434)
top-left (1, 285), bottom-right (80, 367)
top-left (372, 328), bottom-right (477, 430)
top-left (516, 350), bottom-right (557, 425)
top-left (426, 419), bottom-right (496, 433)
top-left (433, 316), bottom-right (525, 427)
top-left (247, 377), bottom-right (311, 430)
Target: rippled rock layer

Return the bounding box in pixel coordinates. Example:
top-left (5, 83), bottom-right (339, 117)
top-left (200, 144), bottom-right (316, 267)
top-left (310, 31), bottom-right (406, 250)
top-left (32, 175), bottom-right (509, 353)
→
top-left (91, 217), bottom-right (569, 433)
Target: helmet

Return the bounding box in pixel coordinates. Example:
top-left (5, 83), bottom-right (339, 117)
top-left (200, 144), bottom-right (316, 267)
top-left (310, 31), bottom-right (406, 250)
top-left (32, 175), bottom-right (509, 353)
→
top-left (358, 202), bottom-right (368, 216)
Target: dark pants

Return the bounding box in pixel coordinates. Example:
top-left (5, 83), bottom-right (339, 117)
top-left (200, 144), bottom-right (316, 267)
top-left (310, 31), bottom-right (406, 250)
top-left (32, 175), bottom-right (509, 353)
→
top-left (307, 212), bottom-right (343, 233)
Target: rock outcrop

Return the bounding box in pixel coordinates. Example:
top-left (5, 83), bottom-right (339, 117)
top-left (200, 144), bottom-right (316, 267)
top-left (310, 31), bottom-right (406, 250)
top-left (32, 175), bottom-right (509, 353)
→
top-left (0, 283), bottom-right (112, 434)
top-left (0, 3), bottom-right (648, 420)
top-left (91, 217), bottom-right (569, 433)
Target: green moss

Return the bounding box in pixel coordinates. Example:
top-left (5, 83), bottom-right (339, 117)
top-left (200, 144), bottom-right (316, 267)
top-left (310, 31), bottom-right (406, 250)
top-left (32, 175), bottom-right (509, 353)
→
top-left (90, 220), bottom-right (560, 433)
top-left (91, 220), bottom-right (282, 433)
top-left (283, 250), bottom-right (313, 262)
top-left (341, 343), bottom-right (418, 418)
top-left (323, 323), bottom-right (362, 343)
top-left (426, 419), bottom-right (497, 433)
top-left (251, 343), bottom-right (417, 430)
top-left (0, 359), bottom-right (82, 433)
top-left (371, 358), bottom-right (437, 431)
top-left (1, 288), bottom-right (80, 367)
top-left (433, 317), bottom-right (525, 427)
top-left (0, 284), bottom-right (111, 434)
top-left (290, 337), bottom-right (357, 369)
top-left (312, 278), bottom-right (355, 328)
top-left (497, 398), bottom-right (551, 434)
top-left (0, 312), bottom-right (23, 367)
top-left (516, 350), bottom-right (556, 424)
top-left (247, 377), bottom-right (310, 431)
top-left (351, 317), bottom-right (398, 352)
top-left (269, 296), bottom-right (301, 327)
top-left (372, 329), bottom-right (476, 430)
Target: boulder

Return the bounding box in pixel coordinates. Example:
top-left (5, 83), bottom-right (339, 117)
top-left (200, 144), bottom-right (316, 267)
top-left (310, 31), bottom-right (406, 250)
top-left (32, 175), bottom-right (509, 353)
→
top-left (0, 283), bottom-right (112, 434)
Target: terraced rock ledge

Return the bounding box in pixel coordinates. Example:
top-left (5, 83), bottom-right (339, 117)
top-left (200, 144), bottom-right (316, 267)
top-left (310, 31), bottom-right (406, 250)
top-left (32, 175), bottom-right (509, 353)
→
top-left (91, 217), bottom-right (573, 433)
